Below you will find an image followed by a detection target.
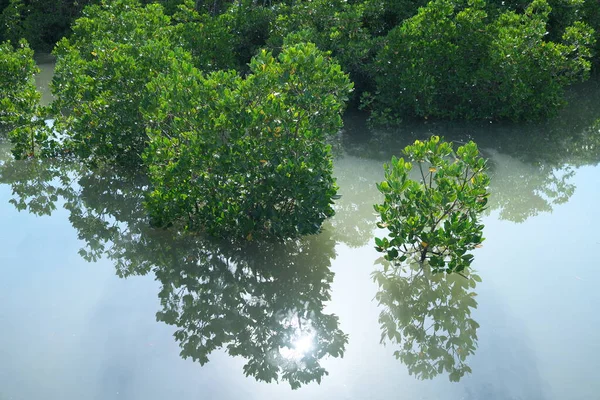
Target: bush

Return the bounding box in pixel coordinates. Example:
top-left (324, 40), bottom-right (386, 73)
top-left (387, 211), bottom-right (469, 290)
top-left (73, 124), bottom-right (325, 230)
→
top-left (580, 0), bottom-right (600, 67)
top-left (0, 39), bottom-right (52, 158)
top-left (370, 0), bottom-right (595, 122)
top-left (17, 0), bottom-right (353, 240)
top-left (48, 0), bottom-right (282, 166)
top-left (485, 3), bottom-right (594, 119)
top-left (49, 0), bottom-right (191, 165)
top-left (0, 0), bottom-right (102, 52)
top-left (0, 39), bottom-right (38, 134)
top-left (220, 0), bottom-right (275, 72)
top-left (374, 136), bottom-right (490, 274)
top-left (144, 41), bottom-right (353, 239)
top-left (268, 0), bottom-right (380, 100)
top-left (0, 0), bottom-right (25, 45)
top-left (171, 1), bottom-right (237, 72)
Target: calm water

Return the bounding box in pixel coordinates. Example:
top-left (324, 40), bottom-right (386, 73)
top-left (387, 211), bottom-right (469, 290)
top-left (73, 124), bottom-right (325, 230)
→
top-left (0, 64), bottom-right (599, 400)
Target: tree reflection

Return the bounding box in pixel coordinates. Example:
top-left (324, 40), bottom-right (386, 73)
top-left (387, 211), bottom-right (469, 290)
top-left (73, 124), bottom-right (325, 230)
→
top-left (151, 233), bottom-right (346, 389)
top-left (0, 143), bottom-right (12, 162)
top-left (373, 259), bottom-right (480, 382)
top-left (0, 159), bottom-right (347, 389)
top-left (328, 154), bottom-right (383, 248)
top-left (342, 98), bottom-right (600, 223)
top-left (482, 149), bottom-right (576, 222)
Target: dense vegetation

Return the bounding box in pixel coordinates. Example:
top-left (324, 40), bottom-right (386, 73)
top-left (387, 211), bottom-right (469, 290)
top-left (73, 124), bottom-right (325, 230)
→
top-left (0, 39), bottom-right (51, 157)
top-left (3, 0), bottom-right (354, 240)
top-left (0, 40), bottom-right (38, 136)
top-left (144, 42), bottom-right (352, 238)
top-left (371, 0), bottom-right (594, 121)
top-left (2, 0), bottom-right (600, 122)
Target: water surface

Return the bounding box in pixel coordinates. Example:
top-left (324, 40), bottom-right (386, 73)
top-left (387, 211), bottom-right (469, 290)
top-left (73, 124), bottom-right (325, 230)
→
top-left (0, 64), bottom-right (599, 400)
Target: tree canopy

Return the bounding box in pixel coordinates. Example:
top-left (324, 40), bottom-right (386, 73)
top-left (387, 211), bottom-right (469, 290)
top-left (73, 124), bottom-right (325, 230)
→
top-left (2, 0), bottom-right (599, 122)
top-left (374, 136), bottom-right (490, 274)
top-left (4, 0), bottom-right (354, 240)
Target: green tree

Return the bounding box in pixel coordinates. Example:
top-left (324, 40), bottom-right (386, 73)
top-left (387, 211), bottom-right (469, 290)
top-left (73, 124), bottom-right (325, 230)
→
top-left (374, 136), bottom-right (489, 274)
top-left (49, 0), bottom-right (187, 165)
top-left (581, 0), bottom-right (600, 67)
top-left (484, 2), bottom-right (594, 119)
top-left (46, 0), bottom-right (264, 166)
top-left (0, 0), bottom-right (25, 44)
top-left (0, 39), bottom-right (37, 134)
top-left (141, 0), bottom-right (187, 14)
top-left (144, 41), bottom-right (353, 239)
top-left (171, 0), bottom-right (237, 71)
top-left (0, 0), bottom-right (101, 52)
top-left (0, 39), bottom-right (52, 158)
top-left (222, 0), bottom-right (275, 72)
top-left (267, 0), bottom-right (379, 99)
top-left (370, 0), bottom-right (595, 122)
top-left (13, 0), bottom-right (353, 240)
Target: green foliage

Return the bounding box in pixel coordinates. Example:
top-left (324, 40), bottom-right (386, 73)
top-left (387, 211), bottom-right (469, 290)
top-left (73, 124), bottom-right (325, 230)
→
top-left (546, 0), bottom-right (586, 41)
top-left (370, 0), bottom-right (595, 122)
top-left (0, 39), bottom-right (52, 158)
top-left (141, 0), bottom-right (187, 15)
top-left (0, 0), bottom-right (101, 52)
top-left (374, 0), bottom-right (491, 120)
top-left (373, 260), bottom-right (480, 381)
top-left (485, 2), bottom-right (594, 119)
top-left (0, 39), bottom-right (37, 133)
top-left (220, 0), bottom-right (275, 72)
top-left (144, 41), bottom-right (353, 239)
top-left (4, 0), bottom-right (599, 124)
top-left (49, 0), bottom-right (187, 165)
top-left (192, 0), bottom-right (233, 15)
top-left (12, 0), bottom-right (352, 240)
top-left (0, 0), bottom-right (25, 44)
top-left (268, 0), bottom-right (380, 99)
top-left (358, 0), bottom-right (428, 34)
top-left (581, 0), bottom-right (600, 67)
top-left (374, 136), bottom-right (489, 274)
top-left (46, 0), bottom-right (288, 167)
top-left (171, 0), bottom-right (237, 71)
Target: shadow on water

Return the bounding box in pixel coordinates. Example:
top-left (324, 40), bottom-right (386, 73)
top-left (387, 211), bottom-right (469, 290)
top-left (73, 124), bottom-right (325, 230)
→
top-left (0, 158), bottom-right (347, 389)
top-left (0, 154), bottom-right (490, 387)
